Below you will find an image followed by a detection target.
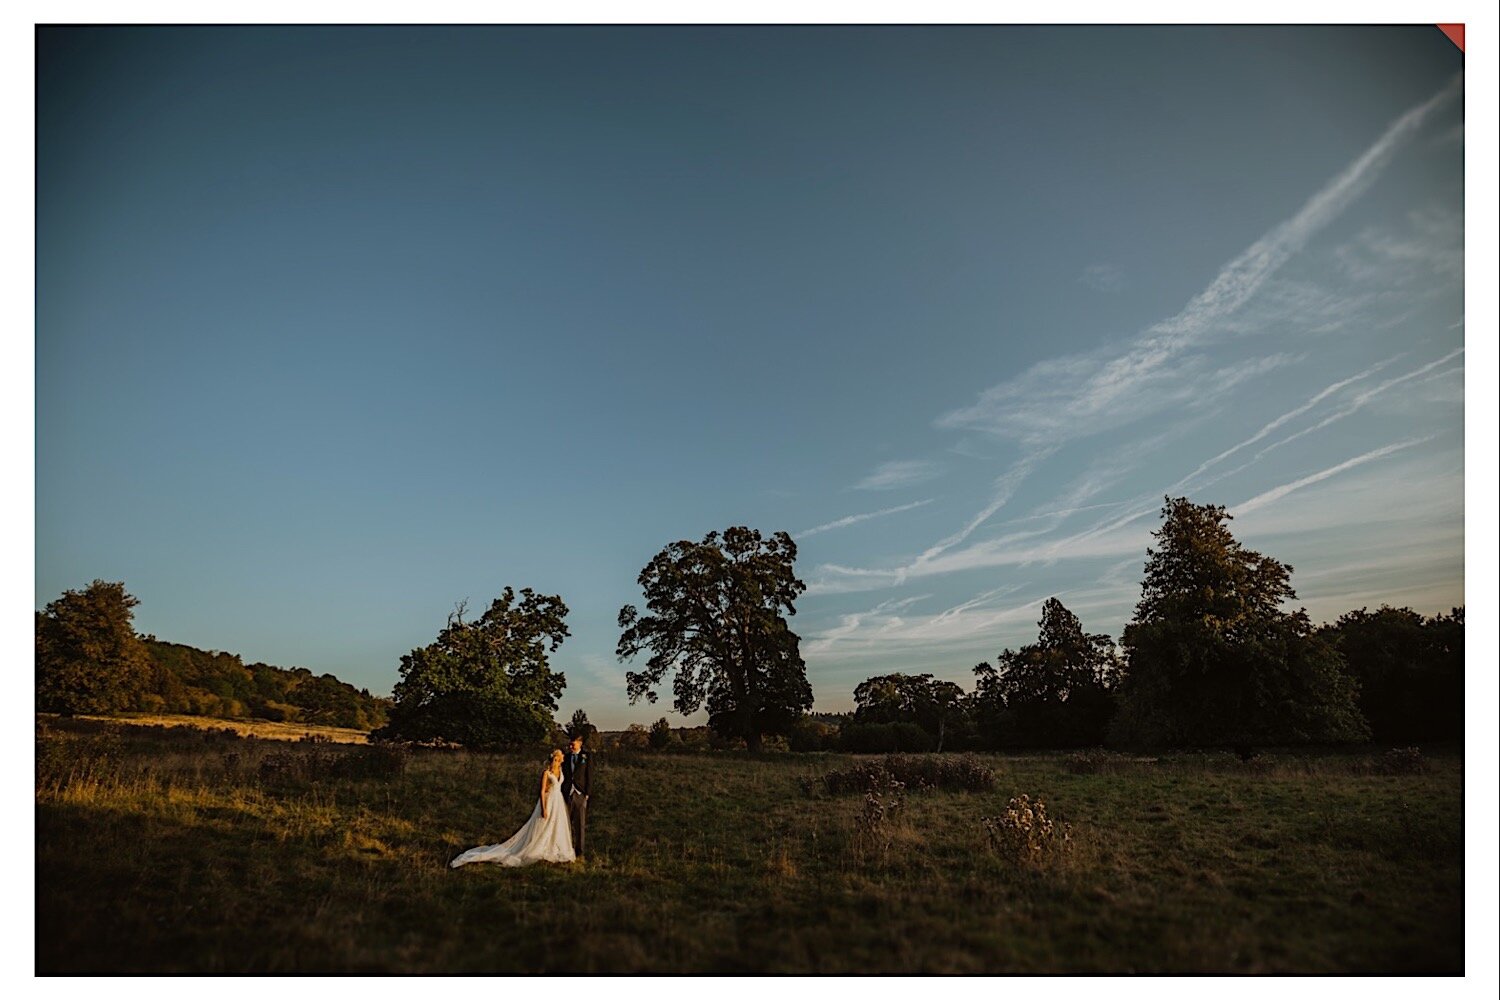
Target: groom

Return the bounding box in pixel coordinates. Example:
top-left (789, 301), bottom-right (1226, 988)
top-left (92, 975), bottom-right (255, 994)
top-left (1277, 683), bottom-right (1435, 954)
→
top-left (562, 734), bottom-right (592, 858)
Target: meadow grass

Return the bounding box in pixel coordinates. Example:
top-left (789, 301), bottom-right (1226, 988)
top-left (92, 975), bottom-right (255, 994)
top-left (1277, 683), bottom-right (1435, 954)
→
top-left (71, 712), bottom-right (372, 744)
top-left (35, 717), bottom-right (1462, 973)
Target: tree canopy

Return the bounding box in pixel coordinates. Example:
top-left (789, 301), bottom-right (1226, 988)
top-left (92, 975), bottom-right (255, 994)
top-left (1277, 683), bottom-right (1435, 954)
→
top-left (566, 708), bottom-right (598, 743)
top-left (139, 640), bottom-right (389, 728)
top-left (851, 672), bottom-right (968, 751)
top-left (1320, 605), bottom-right (1463, 743)
top-left (972, 597), bottom-right (1119, 748)
top-left (1113, 498), bottom-right (1367, 747)
top-left (36, 580), bottom-right (152, 714)
top-left (374, 588), bottom-right (569, 749)
top-left (617, 526), bottom-right (813, 752)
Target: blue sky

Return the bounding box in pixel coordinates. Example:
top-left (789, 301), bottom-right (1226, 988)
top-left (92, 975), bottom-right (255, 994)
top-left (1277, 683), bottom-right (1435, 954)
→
top-left (36, 26), bottom-right (1465, 728)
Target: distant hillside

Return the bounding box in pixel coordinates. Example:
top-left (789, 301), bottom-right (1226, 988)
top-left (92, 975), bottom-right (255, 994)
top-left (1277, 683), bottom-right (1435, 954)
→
top-left (136, 638), bottom-right (390, 731)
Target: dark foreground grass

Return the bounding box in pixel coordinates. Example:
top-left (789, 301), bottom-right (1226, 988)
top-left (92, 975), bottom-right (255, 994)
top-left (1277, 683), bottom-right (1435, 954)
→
top-left (35, 718), bottom-right (1462, 973)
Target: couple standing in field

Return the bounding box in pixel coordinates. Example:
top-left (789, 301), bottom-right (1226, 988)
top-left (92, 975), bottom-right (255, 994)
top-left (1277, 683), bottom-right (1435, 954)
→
top-left (449, 734), bottom-right (593, 868)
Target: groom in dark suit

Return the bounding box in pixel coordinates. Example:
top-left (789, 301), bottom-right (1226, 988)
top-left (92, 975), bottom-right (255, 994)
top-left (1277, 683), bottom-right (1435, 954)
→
top-left (562, 734), bottom-right (592, 858)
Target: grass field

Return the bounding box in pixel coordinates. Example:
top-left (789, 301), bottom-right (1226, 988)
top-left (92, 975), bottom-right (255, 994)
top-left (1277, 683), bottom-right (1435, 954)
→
top-left (72, 712), bottom-right (373, 744)
top-left (35, 716), bottom-right (1463, 973)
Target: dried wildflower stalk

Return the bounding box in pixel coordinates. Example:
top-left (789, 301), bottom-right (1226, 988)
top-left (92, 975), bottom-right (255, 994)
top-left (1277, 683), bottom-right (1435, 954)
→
top-left (982, 793), bottom-right (1073, 867)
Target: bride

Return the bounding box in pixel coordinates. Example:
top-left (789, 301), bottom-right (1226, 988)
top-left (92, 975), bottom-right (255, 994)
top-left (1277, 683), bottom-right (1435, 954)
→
top-left (450, 749), bottom-right (576, 868)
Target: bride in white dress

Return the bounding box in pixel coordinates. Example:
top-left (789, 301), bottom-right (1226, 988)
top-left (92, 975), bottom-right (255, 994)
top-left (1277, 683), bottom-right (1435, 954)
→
top-left (450, 749), bottom-right (576, 868)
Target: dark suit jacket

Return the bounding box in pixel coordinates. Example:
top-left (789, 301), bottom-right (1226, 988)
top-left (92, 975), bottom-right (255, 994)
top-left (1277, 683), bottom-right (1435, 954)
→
top-left (562, 750), bottom-right (592, 798)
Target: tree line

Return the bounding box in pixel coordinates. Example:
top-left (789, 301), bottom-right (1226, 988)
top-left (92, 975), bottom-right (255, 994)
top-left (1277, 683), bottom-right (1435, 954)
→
top-left (35, 581), bottom-right (390, 729)
top-left (369, 499), bottom-right (1461, 751)
top-left (37, 497), bottom-right (1464, 750)
top-left (838, 498), bottom-right (1460, 751)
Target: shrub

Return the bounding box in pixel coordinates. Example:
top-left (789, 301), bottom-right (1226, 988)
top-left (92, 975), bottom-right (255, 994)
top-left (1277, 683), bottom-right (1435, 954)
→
top-left (1066, 748), bottom-right (1125, 774)
top-left (822, 753), bottom-right (995, 795)
top-left (1377, 746), bottom-right (1429, 775)
top-left (258, 744), bottom-right (408, 783)
top-left (648, 718), bottom-right (673, 750)
top-left (616, 724), bottom-right (650, 752)
top-left (787, 717), bottom-right (836, 752)
top-left (334, 743), bottom-right (409, 779)
top-left (706, 729), bottom-right (747, 751)
top-left (982, 793), bottom-right (1072, 868)
top-left (839, 721), bottom-right (934, 753)
top-left (258, 750), bottom-right (315, 782)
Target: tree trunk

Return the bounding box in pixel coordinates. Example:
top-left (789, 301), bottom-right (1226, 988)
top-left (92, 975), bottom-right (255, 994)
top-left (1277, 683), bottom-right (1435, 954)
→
top-left (936, 717), bottom-right (946, 753)
top-left (746, 729), bottom-right (763, 754)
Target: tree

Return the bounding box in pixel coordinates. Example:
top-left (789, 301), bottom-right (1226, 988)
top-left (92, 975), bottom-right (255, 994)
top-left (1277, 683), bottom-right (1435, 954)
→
top-left (566, 708), bottom-right (598, 743)
top-left (851, 672), bottom-right (968, 750)
top-left (1112, 498), bottom-right (1367, 747)
top-left (374, 589), bottom-right (569, 749)
top-left (617, 526), bottom-right (813, 753)
top-left (974, 597), bottom-right (1119, 748)
top-left (1320, 605), bottom-right (1464, 743)
top-left (36, 580), bottom-right (152, 714)
top-left (617, 723), bottom-right (650, 751)
top-left (648, 717), bottom-right (674, 750)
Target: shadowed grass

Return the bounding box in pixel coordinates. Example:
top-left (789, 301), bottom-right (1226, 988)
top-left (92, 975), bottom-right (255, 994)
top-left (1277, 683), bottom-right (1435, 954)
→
top-left (35, 719), bottom-right (1462, 973)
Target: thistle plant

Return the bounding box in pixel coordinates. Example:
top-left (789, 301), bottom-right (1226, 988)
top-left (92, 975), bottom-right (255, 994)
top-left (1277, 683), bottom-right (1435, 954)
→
top-left (982, 793), bottom-right (1072, 867)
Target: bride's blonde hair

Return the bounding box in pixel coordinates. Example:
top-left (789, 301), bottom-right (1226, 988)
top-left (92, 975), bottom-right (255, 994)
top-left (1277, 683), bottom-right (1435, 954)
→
top-left (549, 749), bottom-right (564, 775)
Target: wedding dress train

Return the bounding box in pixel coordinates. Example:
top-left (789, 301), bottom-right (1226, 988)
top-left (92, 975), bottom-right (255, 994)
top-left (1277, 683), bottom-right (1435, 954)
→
top-left (450, 770), bottom-right (576, 868)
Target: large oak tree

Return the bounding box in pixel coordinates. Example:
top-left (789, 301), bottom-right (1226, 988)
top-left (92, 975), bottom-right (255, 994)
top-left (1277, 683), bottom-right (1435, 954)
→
top-left (617, 526), bottom-right (812, 752)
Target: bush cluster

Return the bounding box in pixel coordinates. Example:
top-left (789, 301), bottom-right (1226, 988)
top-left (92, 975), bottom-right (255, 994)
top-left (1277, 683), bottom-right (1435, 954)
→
top-left (823, 753), bottom-right (995, 795)
top-left (1065, 748), bottom-right (1127, 774)
top-left (1377, 746), bottom-right (1429, 775)
top-left (838, 721), bottom-right (934, 753)
top-left (981, 793), bottom-right (1072, 867)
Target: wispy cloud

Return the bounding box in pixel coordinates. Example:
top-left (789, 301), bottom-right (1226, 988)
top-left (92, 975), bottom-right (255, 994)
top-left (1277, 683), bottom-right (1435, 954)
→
top-left (1335, 207), bottom-right (1464, 286)
top-left (898, 450), bottom-right (1053, 582)
top-left (794, 499), bottom-right (934, 540)
top-left (935, 75), bottom-right (1462, 451)
top-left (808, 433), bottom-right (1449, 597)
top-left (803, 593), bottom-right (934, 655)
top-left (800, 75), bottom-right (1464, 664)
top-left (854, 459), bottom-right (944, 491)
top-left (1008, 500), bottom-right (1132, 524)
top-left (806, 588), bottom-right (1039, 658)
top-left (1172, 353), bottom-right (1405, 491)
top-left (1231, 437), bottom-right (1434, 516)
top-left (1247, 349), bottom-right (1464, 463)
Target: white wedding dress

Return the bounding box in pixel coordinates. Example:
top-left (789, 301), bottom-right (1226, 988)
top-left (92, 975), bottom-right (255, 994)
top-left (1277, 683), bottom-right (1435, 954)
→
top-left (450, 770), bottom-right (576, 868)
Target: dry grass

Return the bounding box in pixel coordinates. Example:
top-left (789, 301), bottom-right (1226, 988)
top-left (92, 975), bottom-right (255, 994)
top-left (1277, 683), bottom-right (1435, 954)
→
top-left (35, 719), bottom-right (1463, 973)
top-left (66, 712), bottom-right (372, 744)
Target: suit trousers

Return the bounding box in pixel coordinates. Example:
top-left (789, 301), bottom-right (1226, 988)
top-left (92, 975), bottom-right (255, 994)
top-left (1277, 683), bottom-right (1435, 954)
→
top-left (568, 789), bottom-right (587, 857)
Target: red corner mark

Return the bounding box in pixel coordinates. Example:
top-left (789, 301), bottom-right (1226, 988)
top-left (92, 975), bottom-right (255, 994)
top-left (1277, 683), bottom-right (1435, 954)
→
top-left (1437, 24), bottom-right (1464, 52)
